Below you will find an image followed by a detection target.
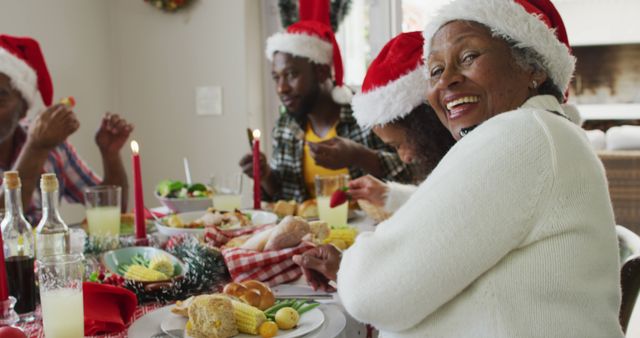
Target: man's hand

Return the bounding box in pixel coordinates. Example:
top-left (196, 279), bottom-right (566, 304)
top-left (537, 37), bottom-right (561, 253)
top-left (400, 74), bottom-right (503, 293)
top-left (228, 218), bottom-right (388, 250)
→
top-left (95, 113), bottom-right (134, 156)
top-left (348, 175), bottom-right (389, 207)
top-left (26, 104), bottom-right (79, 151)
top-left (292, 244), bottom-right (342, 292)
top-left (239, 152), bottom-right (270, 181)
top-left (308, 136), bottom-right (361, 169)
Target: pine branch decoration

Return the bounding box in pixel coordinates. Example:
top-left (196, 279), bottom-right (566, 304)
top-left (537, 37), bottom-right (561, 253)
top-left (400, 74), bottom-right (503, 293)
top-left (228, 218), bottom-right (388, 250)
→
top-left (123, 236), bottom-right (230, 304)
top-left (279, 0), bottom-right (299, 29)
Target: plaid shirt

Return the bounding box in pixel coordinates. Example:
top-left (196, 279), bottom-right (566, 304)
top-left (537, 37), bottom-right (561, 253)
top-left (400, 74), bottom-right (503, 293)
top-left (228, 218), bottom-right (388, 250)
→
top-left (0, 123), bottom-right (101, 223)
top-left (266, 105), bottom-right (417, 202)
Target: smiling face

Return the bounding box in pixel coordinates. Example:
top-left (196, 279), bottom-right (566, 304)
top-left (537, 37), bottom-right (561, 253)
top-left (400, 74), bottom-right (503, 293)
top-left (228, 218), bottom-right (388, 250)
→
top-left (271, 52), bottom-right (325, 117)
top-left (426, 21), bottom-right (544, 140)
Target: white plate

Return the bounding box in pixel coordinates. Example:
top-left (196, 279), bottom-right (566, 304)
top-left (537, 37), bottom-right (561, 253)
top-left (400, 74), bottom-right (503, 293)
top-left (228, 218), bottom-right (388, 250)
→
top-left (128, 304), bottom-right (345, 338)
top-left (155, 209), bottom-right (278, 236)
top-left (161, 307), bottom-right (325, 338)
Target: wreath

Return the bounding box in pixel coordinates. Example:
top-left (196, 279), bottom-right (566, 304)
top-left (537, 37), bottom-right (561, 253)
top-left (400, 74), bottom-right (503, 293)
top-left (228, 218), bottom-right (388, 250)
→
top-left (279, 0), bottom-right (352, 32)
top-left (144, 0), bottom-right (193, 13)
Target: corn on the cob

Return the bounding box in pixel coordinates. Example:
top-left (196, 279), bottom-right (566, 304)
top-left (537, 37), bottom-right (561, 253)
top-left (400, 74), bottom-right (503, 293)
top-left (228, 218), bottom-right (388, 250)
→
top-left (230, 299), bottom-right (266, 334)
top-left (124, 264), bottom-right (168, 281)
top-left (323, 227), bottom-right (358, 248)
top-left (149, 255), bottom-right (174, 277)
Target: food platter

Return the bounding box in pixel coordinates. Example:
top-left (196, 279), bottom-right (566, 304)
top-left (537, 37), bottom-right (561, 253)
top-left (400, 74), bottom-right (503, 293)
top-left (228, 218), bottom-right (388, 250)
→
top-left (160, 307), bottom-right (324, 338)
top-left (155, 209), bottom-right (278, 236)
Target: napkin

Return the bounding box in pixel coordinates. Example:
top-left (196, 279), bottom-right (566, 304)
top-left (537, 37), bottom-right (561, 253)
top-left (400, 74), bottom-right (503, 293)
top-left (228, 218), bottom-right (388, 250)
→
top-left (222, 241), bottom-right (316, 287)
top-left (83, 282), bottom-right (138, 335)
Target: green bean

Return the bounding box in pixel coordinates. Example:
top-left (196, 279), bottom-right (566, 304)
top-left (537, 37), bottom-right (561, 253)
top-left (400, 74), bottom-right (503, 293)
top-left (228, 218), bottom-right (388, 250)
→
top-left (264, 300), bottom-right (295, 314)
top-left (297, 302), bottom-right (320, 315)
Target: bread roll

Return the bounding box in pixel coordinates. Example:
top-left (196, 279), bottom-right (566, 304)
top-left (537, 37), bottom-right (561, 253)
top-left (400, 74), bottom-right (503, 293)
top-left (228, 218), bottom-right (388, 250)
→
top-left (308, 220), bottom-right (330, 244)
top-left (187, 294), bottom-right (238, 338)
top-left (357, 199), bottom-right (391, 222)
top-left (264, 216), bottom-right (311, 251)
top-left (240, 227), bottom-right (275, 251)
top-left (241, 280), bottom-right (275, 310)
top-left (273, 200), bottom-right (296, 218)
top-left (296, 199), bottom-right (318, 218)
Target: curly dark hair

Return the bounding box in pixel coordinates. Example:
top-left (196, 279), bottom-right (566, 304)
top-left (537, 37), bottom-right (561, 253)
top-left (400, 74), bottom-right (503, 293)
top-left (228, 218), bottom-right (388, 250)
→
top-left (391, 104), bottom-right (456, 180)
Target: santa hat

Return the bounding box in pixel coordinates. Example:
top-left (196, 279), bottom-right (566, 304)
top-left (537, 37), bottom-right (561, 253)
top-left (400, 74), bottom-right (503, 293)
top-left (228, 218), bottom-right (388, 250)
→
top-left (423, 0), bottom-right (576, 96)
top-left (0, 35), bottom-right (52, 116)
top-left (265, 20), bottom-right (352, 104)
top-left (353, 31), bottom-right (427, 129)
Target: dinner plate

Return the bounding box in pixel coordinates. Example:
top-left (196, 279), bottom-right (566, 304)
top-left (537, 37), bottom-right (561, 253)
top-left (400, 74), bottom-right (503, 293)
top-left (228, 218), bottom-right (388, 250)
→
top-left (160, 307), bottom-right (325, 338)
top-left (155, 209), bottom-right (278, 236)
top-left (128, 303), bottom-right (345, 338)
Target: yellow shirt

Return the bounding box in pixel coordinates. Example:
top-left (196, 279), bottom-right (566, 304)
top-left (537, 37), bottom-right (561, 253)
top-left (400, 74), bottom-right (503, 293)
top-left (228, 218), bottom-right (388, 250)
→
top-left (303, 122), bottom-right (349, 197)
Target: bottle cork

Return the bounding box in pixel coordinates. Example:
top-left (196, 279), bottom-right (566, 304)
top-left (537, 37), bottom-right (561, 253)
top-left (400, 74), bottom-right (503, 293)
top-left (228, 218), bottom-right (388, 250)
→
top-left (40, 173), bottom-right (59, 193)
top-left (3, 171), bottom-right (21, 190)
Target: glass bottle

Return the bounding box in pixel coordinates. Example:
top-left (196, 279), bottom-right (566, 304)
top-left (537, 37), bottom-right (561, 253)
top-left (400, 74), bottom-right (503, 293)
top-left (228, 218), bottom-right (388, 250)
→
top-left (35, 173), bottom-right (69, 259)
top-left (0, 171), bottom-right (36, 322)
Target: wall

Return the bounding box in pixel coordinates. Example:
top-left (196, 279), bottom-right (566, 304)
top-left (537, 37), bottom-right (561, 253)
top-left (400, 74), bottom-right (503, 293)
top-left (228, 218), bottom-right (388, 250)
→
top-left (0, 0), bottom-right (264, 221)
top-left (554, 0), bottom-right (640, 46)
top-left (108, 0), bottom-right (263, 214)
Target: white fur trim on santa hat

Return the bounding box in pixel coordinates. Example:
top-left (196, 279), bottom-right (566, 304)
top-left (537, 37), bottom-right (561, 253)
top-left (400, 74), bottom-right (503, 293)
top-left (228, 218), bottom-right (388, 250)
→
top-left (266, 32), bottom-right (333, 64)
top-left (353, 66), bottom-right (428, 129)
top-left (0, 48), bottom-right (39, 110)
top-left (423, 0), bottom-right (576, 93)
top-left (332, 85), bottom-right (353, 104)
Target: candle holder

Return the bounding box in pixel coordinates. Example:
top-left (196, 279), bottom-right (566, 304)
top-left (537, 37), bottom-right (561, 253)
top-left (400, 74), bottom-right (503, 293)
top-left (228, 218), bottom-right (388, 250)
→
top-left (0, 296), bottom-right (19, 326)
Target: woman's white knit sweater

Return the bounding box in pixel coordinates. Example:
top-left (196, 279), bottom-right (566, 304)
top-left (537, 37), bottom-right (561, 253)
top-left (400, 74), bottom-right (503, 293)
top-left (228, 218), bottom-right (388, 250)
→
top-left (338, 96), bottom-right (624, 338)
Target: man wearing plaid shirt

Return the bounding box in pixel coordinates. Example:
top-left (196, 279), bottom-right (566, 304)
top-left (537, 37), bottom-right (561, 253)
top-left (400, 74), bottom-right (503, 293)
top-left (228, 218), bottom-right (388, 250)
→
top-left (240, 21), bottom-right (416, 202)
top-left (0, 35), bottom-right (133, 222)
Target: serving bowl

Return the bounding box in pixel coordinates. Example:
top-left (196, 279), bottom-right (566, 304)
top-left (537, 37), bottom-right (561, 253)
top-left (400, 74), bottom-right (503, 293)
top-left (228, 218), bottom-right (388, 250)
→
top-left (101, 246), bottom-right (187, 287)
top-left (155, 192), bottom-right (213, 213)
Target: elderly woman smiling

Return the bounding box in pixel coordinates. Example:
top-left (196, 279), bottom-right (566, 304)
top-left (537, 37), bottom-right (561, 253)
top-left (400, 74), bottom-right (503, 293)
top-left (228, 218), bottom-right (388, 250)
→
top-left (295, 0), bottom-right (625, 337)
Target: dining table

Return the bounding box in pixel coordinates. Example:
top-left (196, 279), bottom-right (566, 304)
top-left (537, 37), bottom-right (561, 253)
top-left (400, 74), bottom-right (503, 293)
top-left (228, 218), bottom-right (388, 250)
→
top-left (14, 208), bottom-right (379, 338)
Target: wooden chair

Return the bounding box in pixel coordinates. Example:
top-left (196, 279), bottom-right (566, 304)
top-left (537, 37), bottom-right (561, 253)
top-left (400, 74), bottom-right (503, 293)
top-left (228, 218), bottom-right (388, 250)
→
top-left (617, 225), bottom-right (640, 333)
top-left (599, 151), bottom-right (640, 235)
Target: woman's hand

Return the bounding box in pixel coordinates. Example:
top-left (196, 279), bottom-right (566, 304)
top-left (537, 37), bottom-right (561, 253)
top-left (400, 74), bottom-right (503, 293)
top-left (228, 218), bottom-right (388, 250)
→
top-left (95, 113), bottom-right (134, 156)
top-left (348, 175), bottom-right (388, 207)
top-left (293, 244), bottom-right (342, 292)
top-left (26, 104), bottom-right (79, 151)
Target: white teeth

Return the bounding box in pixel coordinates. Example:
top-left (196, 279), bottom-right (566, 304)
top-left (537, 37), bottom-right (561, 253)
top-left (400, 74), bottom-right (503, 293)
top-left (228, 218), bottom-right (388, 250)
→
top-left (446, 96), bottom-right (479, 111)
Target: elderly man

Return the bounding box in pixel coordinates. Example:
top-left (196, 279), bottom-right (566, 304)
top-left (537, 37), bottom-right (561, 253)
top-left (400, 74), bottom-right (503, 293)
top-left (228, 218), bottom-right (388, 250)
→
top-left (239, 21), bottom-right (416, 202)
top-left (0, 34), bottom-right (132, 221)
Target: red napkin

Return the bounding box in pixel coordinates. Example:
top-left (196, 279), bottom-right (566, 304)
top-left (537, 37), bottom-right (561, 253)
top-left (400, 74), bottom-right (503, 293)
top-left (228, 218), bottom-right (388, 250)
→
top-left (143, 208), bottom-right (167, 220)
top-left (83, 282), bottom-right (138, 336)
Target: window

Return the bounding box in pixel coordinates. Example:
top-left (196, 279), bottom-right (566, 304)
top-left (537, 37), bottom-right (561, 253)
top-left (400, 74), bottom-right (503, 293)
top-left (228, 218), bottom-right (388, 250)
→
top-left (335, 0), bottom-right (453, 87)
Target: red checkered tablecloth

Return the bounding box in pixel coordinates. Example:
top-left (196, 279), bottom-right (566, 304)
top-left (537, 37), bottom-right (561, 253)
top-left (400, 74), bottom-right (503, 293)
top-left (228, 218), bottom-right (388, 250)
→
top-left (17, 303), bottom-right (163, 338)
top-left (222, 241), bottom-right (316, 286)
top-left (204, 223), bottom-right (274, 247)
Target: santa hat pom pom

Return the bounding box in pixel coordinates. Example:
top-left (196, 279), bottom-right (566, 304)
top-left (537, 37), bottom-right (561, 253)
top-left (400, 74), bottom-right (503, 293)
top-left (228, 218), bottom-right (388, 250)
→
top-left (331, 85), bottom-right (353, 104)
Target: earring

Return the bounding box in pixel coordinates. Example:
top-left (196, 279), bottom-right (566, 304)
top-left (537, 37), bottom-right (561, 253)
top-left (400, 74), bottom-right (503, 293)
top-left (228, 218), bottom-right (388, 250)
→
top-left (531, 80), bottom-right (538, 89)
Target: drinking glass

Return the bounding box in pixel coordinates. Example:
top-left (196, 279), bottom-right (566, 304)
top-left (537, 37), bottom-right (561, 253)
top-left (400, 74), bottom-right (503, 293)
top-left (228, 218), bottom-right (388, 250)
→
top-left (84, 186), bottom-right (121, 238)
top-left (211, 173), bottom-right (243, 211)
top-left (315, 174), bottom-right (350, 228)
top-left (37, 254), bottom-right (85, 338)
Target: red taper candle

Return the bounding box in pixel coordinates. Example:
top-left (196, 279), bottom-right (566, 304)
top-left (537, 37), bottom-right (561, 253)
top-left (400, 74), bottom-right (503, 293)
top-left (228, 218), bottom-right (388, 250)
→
top-left (130, 140), bottom-right (146, 240)
top-left (252, 129), bottom-right (262, 210)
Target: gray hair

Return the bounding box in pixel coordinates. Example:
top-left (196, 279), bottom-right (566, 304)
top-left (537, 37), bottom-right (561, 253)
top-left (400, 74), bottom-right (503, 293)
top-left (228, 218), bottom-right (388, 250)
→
top-left (505, 39), bottom-right (564, 102)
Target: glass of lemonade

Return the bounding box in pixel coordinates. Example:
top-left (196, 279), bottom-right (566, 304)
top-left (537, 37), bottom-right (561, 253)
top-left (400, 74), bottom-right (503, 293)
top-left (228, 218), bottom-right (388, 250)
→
top-left (211, 173), bottom-right (243, 211)
top-left (37, 253), bottom-right (85, 338)
top-left (84, 185), bottom-right (121, 238)
top-left (315, 174), bottom-right (350, 228)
